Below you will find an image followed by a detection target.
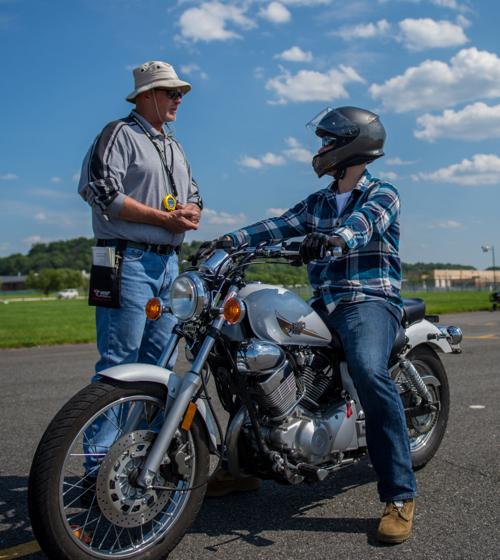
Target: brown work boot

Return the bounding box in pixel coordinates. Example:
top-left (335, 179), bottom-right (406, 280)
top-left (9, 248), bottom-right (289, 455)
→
top-left (205, 469), bottom-right (262, 498)
top-left (377, 499), bottom-right (415, 544)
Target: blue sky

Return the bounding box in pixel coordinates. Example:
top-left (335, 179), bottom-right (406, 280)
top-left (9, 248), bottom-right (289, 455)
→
top-left (0, 0), bottom-right (499, 268)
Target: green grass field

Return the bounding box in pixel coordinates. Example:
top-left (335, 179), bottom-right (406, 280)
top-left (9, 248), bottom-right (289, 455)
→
top-left (0, 299), bottom-right (95, 348)
top-left (0, 291), bottom-right (492, 349)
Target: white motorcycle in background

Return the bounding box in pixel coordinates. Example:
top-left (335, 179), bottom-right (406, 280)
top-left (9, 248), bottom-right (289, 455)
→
top-left (29, 240), bottom-right (462, 559)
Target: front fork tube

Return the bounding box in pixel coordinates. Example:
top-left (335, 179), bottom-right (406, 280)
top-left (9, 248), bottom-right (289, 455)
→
top-left (157, 329), bottom-right (181, 369)
top-left (137, 318), bottom-right (224, 489)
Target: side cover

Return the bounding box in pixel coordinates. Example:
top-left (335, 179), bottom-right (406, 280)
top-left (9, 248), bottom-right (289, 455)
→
top-left (238, 283), bottom-right (331, 346)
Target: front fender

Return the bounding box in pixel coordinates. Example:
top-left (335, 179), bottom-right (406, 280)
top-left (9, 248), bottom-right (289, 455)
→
top-left (404, 319), bottom-right (453, 354)
top-left (99, 363), bottom-right (218, 452)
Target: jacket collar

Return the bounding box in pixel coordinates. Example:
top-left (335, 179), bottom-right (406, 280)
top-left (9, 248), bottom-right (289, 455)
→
top-left (328, 169), bottom-right (374, 200)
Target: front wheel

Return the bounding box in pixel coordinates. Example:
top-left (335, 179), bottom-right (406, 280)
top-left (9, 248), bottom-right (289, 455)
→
top-left (393, 345), bottom-right (450, 470)
top-left (29, 380), bottom-right (209, 559)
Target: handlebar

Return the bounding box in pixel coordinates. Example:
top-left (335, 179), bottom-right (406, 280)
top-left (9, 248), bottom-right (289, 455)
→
top-left (244, 238), bottom-right (344, 260)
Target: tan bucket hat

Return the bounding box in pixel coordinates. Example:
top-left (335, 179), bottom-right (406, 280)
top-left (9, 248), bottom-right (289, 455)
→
top-left (126, 61), bottom-right (192, 103)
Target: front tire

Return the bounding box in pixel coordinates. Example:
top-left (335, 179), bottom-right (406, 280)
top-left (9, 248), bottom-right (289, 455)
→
top-left (29, 380), bottom-right (209, 559)
top-left (393, 345), bottom-right (450, 470)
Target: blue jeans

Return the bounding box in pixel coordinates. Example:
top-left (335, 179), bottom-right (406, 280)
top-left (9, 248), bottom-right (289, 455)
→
top-left (94, 247), bottom-right (179, 372)
top-left (325, 300), bottom-right (417, 503)
top-left (85, 247), bottom-right (179, 474)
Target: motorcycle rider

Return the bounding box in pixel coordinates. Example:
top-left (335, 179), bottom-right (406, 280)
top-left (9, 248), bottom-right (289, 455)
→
top-left (210, 106), bottom-right (417, 544)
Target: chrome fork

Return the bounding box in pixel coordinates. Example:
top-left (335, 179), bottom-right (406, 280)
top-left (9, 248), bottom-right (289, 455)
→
top-left (136, 316), bottom-right (225, 489)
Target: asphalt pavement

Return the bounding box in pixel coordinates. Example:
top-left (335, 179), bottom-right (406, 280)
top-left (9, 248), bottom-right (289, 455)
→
top-left (0, 312), bottom-right (498, 560)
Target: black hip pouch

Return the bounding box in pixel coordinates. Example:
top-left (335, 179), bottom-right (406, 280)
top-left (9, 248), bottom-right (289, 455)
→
top-left (88, 251), bottom-right (123, 308)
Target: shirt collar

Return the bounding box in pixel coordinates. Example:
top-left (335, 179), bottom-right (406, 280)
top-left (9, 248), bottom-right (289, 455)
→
top-left (130, 110), bottom-right (165, 139)
top-left (329, 169), bottom-right (373, 196)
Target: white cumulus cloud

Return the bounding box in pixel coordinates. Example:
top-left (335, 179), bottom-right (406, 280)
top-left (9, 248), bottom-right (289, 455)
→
top-left (335, 19), bottom-right (390, 40)
top-left (370, 48), bottom-right (500, 113)
top-left (284, 137), bottom-right (313, 162)
top-left (180, 64), bottom-right (208, 80)
top-left (259, 2), bottom-right (291, 24)
top-left (203, 208), bottom-right (247, 226)
top-left (266, 207), bottom-right (288, 217)
top-left (50, 176), bottom-right (62, 184)
top-left (281, 0), bottom-right (331, 5)
top-left (178, 1), bottom-right (254, 42)
top-left (415, 102), bottom-right (500, 141)
top-left (429, 219), bottom-right (463, 229)
top-left (0, 173), bottom-right (18, 180)
top-left (378, 170), bottom-right (399, 181)
top-left (414, 154), bottom-right (500, 186)
top-left (398, 18), bottom-right (468, 51)
top-left (266, 65), bottom-right (364, 104)
top-left (261, 152), bottom-right (287, 165)
top-left (386, 157), bottom-right (416, 165)
top-left (239, 152), bottom-right (286, 169)
top-left (275, 46), bottom-right (313, 62)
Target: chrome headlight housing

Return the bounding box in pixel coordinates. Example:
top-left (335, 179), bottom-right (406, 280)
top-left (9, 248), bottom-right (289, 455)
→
top-left (169, 272), bottom-right (209, 322)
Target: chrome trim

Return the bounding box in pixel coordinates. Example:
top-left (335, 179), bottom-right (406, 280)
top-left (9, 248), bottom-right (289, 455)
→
top-left (170, 271), bottom-right (210, 322)
top-left (199, 249), bottom-right (232, 276)
top-left (447, 326), bottom-right (463, 345)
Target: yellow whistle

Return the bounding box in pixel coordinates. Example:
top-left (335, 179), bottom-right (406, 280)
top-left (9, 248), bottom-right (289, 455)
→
top-left (162, 194), bottom-right (177, 212)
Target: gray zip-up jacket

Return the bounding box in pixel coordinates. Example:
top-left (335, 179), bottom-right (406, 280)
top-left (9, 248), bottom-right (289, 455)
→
top-left (78, 111), bottom-right (202, 246)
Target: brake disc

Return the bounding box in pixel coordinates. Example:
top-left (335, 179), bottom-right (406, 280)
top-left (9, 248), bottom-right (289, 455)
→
top-left (96, 430), bottom-right (172, 528)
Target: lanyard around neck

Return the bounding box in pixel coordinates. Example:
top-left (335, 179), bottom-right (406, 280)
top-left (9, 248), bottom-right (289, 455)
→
top-left (130, 114), bottom-right (178, 197)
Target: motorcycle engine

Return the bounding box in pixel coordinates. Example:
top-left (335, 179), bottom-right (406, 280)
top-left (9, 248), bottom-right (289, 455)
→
top-left (237, 340), bottom-right (356, 463)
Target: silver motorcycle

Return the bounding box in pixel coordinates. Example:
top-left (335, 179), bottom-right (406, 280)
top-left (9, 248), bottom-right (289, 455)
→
top-left (29, 240), bottom-right (462, 559)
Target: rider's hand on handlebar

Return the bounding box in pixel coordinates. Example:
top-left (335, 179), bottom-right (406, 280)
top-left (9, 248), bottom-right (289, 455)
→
top-left (299, 233), bottom-right (346, 264)
top-left (215, 235), bottom-right (238, 252)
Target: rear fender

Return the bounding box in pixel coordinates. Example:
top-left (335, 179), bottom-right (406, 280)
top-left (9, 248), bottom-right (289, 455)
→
top-left (99, 363), bottom-right (218, 452)
top-left (404, 319), bottom-right (453, 354)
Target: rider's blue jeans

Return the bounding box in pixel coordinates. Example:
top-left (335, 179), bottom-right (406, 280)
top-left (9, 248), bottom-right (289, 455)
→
top-left (325, 300), bottom-right (417, 503)
top-left (84, 247), bottom-right (178, 475)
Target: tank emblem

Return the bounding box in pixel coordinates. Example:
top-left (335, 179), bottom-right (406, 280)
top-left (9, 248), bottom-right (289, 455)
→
top-left (276, 312), bottom-right (329, 340)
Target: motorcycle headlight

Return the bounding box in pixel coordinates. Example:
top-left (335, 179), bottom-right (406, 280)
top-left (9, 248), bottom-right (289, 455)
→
top-left (169, 272), bottom-right (209, 322)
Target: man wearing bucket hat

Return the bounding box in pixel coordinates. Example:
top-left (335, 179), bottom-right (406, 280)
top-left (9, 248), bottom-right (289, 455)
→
top-left (78, 61), bottom-right (203, 491)
top-left (79, 59), bottom-right (203, 374)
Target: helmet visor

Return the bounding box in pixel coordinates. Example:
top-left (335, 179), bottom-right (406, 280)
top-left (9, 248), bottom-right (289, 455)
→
top-left (306, 107), bottom-right (360, 139)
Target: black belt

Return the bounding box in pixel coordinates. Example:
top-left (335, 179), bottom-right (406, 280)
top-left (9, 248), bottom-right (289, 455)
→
top-left (97, 239), bottom-right (180, 256)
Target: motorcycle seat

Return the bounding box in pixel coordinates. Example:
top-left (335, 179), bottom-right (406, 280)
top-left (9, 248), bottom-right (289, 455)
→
top-left (402, 298), bottom-right (426, 327)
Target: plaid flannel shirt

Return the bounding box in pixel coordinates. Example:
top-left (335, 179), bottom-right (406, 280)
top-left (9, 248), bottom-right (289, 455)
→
top-left (228, 169), bottom-right (403, 314)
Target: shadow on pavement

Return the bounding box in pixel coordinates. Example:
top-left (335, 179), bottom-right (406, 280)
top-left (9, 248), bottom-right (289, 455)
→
top-left (0, 459), bottom-right (378, 558)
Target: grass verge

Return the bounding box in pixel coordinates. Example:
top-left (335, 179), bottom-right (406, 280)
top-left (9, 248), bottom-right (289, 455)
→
top-left (0, 299), bottom-right (95, 348)
top-left (0, 291), bottom-right (493, 349)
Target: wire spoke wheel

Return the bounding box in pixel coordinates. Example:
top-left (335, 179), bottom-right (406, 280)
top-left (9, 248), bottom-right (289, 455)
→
top-left (29, 381), bottom-right (209, 560)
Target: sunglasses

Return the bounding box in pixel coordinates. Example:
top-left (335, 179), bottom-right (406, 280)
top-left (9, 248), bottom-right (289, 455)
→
top-left (159, 89), bottom-right (184, 100)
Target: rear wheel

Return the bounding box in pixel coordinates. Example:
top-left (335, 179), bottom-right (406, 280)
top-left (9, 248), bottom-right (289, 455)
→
top-left (29, 380), bottom-right (209, 559)
top-left (393, 345), bottom-right (450, 470)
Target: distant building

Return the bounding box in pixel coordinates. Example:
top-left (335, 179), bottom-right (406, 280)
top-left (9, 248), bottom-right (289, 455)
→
top-left (0, 274), bottom-right (27, 291)
top-left (433, 269), bottom-right (497, 289)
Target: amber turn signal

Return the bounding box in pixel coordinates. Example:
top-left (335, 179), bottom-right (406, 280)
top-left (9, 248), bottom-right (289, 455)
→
top-left (145, 297), bottom-right (163, 320)
top-left (181, 402), bottom-right (198, 431)
top-left (223, 297), bottom-right (245, 325)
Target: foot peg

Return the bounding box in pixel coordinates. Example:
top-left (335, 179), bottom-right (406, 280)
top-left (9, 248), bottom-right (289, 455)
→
top-left (297, 463), bottom-right (328, 481)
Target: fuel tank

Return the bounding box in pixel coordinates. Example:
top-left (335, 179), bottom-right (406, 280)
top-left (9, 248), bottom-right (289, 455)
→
top-left (238, 283), bottom-right (331, 346)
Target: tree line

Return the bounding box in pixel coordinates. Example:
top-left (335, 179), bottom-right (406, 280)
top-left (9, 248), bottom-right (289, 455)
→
top-left (0, 237), bottom-right (481, 290)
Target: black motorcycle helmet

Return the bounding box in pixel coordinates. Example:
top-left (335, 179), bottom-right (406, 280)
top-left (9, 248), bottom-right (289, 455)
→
top-left (309, 106), bottom-right (386, 178)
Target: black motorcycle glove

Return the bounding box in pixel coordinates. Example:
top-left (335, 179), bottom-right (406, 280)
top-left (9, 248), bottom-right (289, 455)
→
top-left (299, 233), bottom-right (329, 264)
top-left (215, 235), bottom-right (238, 252)
top-left (300, 233), bottom-right (347, 264)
